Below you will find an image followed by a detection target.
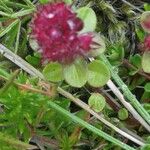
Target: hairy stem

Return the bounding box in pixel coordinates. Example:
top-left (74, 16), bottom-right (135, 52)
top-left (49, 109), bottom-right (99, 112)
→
top-left (107, 80), bottom-right (150, 132)
top-left (100, 54), bottom-right (150, 125)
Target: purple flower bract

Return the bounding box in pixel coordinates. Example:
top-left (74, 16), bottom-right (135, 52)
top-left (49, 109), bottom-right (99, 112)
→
top-left (144, 35), bottom-right (150, 51)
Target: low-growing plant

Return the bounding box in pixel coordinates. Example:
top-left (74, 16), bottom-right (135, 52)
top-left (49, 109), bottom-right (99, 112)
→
top-left (0, 0), bottom-right (150, 150)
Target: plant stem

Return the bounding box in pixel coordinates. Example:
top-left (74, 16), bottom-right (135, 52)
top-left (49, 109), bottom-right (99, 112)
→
top-left (107, 80), bottom-right (150, 132)
top-left (100, 54), bottom-right (150, 125)
top-left (15, 20), bottom-right (21, 54)
top-left (0, 132), bottom-right (38, 150)
top-left (47, 100), bottom-right (136, 150)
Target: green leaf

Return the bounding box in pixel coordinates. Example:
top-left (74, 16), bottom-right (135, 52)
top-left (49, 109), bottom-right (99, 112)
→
top-left (141, 144), bottom-right (150, 150)
top-left (63, 59), bottom-right (87, 88)
top-left (129, 70), bottom-right (139, 76)
top-left (25, 55), bottom-right (40, 67)
top-left (144, 3), bottom-right (150, 11)
top-left (43, 62), bottom-right (63, 82)
top-left (0, 0), bottom-right (13, 13)
top-left (144, 83), bottom-right (150, 92)
top-left (39, 0), bottom-right (50, 4)
top-left (23, 0), bottom-right (35, 8)
top-left (88, 93), bottom-right (106, 112)
top-left (135, 28), bottom-right (146, 42)
top-left (76, 7), bottom-right (97, 33)
top-left (11, 9), bottom-right (34, 18)
top-left (87, 60), bottom-right (110, 87)
top-left (129, 54), bottom-right (142, 75)
top-left (64, 0), bottom-right (72, 4)
top-left (142, 52), bottom-right (150, 73)
top-left (0, 19), bottom-right (19, 38)
top-left (130, 54), bottom-right (142, 68)
top-left (118, 108), bottom-right (128, 120)
top-left (0, 67), bottom-right (10, 78)
top-left (108, 44), bottom-right (125, 65)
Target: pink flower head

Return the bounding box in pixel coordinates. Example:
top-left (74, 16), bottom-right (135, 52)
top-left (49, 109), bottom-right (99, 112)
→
top-left (141, 11), bottom-right (150, 33)
top-left (31, 2), bottom-right (93, 64)
top-left (144, 35), bottom-right (150, 51)
top-left (142, 21), bottom-right (150, 29)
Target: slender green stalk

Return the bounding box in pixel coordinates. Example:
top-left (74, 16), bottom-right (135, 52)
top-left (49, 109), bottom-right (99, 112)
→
top-left (100, 54), bottom-right (150, 125)
top-left (5, 1), bottom-right (30, 9)
top-left (11, 9), bottom-right (35, 18)
top-left (47, 100), bottom-right (136, 150)
top-left (23, 0), bottom-right (35, 8)
top-left (0, 19), bottom-right (19, 38)
top-left (0, 132), bottom-right (37, 150)
top-left (0, 9), bottom-right (35, 19)
top-left (0, 10), bottom-right (12, 17)
top-left (0, 0), bottom-right (13, 13)
top-left (15, 21), bottom-right (21, 53)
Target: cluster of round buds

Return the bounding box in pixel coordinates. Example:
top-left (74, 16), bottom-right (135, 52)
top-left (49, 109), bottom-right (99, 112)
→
top-left (31, 2), bottom-right (93, 64)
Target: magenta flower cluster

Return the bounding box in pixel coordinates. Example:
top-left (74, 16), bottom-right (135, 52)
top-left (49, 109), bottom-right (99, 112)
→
top-left (31, 2), bottom-right (93, 64)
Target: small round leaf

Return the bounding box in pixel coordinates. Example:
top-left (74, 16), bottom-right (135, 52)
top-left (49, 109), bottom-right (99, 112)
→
top-left (63, 59), bottom-right (87, 88)
top-left (87, 60), bottom-right (110, 87)
top-left (76, 7), bottom-right (97, 33)
top-left (142, 52), bottom-right (150, 73)
top-left (118, 108), bottom-right (129, 120)
top-left (43, 62), bottom-right (63, 82)
top-left (88, 93), bottom-right (106, 112)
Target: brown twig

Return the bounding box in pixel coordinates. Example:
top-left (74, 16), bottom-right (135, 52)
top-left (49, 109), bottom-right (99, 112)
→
top-left (123, 59), bottom-right (150, 80)
top-left (18, 84), bottom-right (54, 97)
